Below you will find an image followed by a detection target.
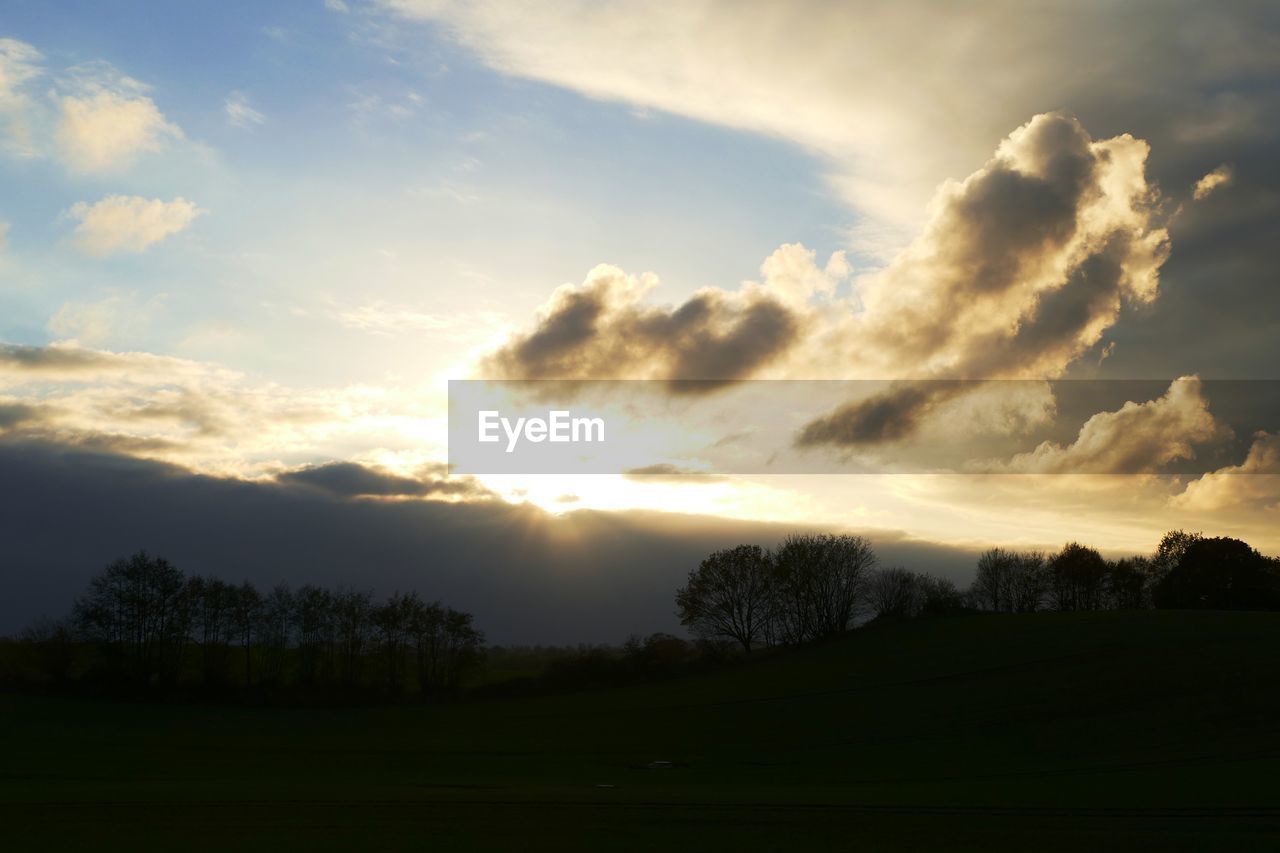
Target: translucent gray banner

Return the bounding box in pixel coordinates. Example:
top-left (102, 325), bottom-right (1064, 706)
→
top-left (448, 379), bottom-right (1280, 476)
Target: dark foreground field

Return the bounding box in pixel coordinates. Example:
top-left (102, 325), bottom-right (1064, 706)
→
top-left (5, 610), bottom-right (1280, 851)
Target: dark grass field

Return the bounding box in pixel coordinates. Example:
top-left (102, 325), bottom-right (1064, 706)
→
top-left (5, 610), bottom-right (1280, 851)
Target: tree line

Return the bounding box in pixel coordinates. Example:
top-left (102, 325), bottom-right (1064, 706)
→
top-left (9, 551), bottom-right (483, 696)
top-left (676, 533), bottom-right (966, 653)
top-left (676, 530), bottom-right (1280, 652)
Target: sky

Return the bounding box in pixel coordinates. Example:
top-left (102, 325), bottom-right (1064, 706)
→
top-left (1, 1), bottom-right (1278, 641)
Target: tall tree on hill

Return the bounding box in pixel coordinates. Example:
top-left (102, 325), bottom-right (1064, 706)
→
top-left (676, 544), bottom-right (774, 653)
top-left (868, 567), bottom-right (920, 620)
top-left (772, 534), bottom-right (875, 641)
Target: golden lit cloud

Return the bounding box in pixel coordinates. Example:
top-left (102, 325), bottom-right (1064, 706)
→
top-left (54, 70), bottom-right (182, 173)
top-left (67, 196), bottom-right (202, 256)
top-left (1193, 164), bottom-right (1234, 200)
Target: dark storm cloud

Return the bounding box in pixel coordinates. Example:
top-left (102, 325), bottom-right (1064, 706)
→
top-left (0, 342), bottom-right (110, 372)
top-left (0, 402), bottom-right (38, 429)
top-left (482, 266), bottom-right (803, 389)
top-left (276, 461), bottom-right (491, 499)
top-left (795, 383), bottom-right (955, 448)
top-left (0, 440), bottom-right (979, 644)
top-left (798, 113), bottom-right (1171, 450)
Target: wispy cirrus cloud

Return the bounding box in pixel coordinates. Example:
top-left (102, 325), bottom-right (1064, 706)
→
top-left (0, 37), bottom-right (42, 156)
top-left (224, 90), bottom-right (265, 128)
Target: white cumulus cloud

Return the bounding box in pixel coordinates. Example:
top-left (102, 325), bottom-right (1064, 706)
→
top-left (54, 66), bottom-right (182, 173)
top-left (67, 195), bottom-right (203, 256)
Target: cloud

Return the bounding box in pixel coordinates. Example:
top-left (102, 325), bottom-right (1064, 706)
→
top-left (846, 113), bottom-right (1168, 379)
top-left (622, 463), bottom-right (729, 483)
top-left (380, 0), bottom-right (1279, 236)
top-left (481, 243), bottom-right (847, 388)
top-left (995, 377), bottom-right (1229, 474)
top-left (0, 402), bottom-right (38, 429)
top-left (335, 300), bottom-right (506, 342)
top-left (484, 113), bottom-right (1170, 443)
top-left (54, 65), bottom-right (182, 173)
top-left (48, 293), bottom-right (165, 346)
top-left (0, 341), bottom-right (158, 378)
top-left (788, 113), bottom-right (1169, 446)
top-left (224, 90), bottom-right (265, 128)
top-left (0, 221), bottom-right (8, 251)
top-left (0, 341), bottom-right (455, 481)
top-left (1193, 164), bottom-right (1234, 200)
top-left (277, 460), bottom-right (491, 499)
top-left (1175, 431), bottom-right (1280, 510)
top-left (0, 37), bottom-right (42, 155)
top-left (67, 196), bottom-right (202, 256)
top-left (0, 439), bottom-right (980, 642)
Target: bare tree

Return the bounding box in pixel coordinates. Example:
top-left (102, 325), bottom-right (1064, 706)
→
top-left (1009, 551), bottom-right (1047, 613)
top-left (676, 544), bottom-right (774, 653)
top-left (188, 575), bottom-right (234, 684)
top-left (374, 591), bottom-right (417, 691)
top-left (916, 574), bottom-right (966, 615)
top-left (260, 583), bottom-right (293, 685)
top-left (293, 585), bottom-right (335, 685)
top-left (868, 567), bottom-right (919, 620)
top-left (73, 552), bottom-right (190, 684)
top-left (334, 587), bottom-right (373, 686)
top-left (972, 548), bottom-right (1014, 612)
top-left (229, 581), bottom-right (263, 686)
top-left (972, 549), bottom-right (1045, 613)
top-left (772, 534), bottom-right (875, 641)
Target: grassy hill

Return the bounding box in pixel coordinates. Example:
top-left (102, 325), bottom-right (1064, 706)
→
top-left (5, 610), bottom-right (1280, 851)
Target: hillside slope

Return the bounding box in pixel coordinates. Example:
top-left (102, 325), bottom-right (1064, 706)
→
top-left (5, 610), bottom-right (1280, 851)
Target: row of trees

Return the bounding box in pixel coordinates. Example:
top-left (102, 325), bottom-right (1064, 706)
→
top-left (20, 552), bottom-right (483, 695)
top-left (970, 532), bottom-right (1280, 613)
top-left (675, 533), bottom-right (965, 653)
top-left (676, 530), bottom-right (1280, 652)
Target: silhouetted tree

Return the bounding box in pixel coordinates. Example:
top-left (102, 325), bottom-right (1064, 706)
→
top-left (1152, 537), bottom-right (1280, 610)
top-left (294, 585), bottom-right (335, 685)
top-left (971, 549), bottom-right (1046, 612)
top-left (868, 567), bottom-right (919, 620)
top-left (230, 581), bottom-right (263, 686)
top-left (772, 534), bottom-right (874, 642)
top-left (188, 575), bottom-right (234, 684)
top-left (334, 587), bottom-right (373, 686)
top-left (375, 591), bottom-right (418, 691)
top-left (260, 583), bottom-right (293, 685)
top-left (1048, 543), bottom-right (1108, 611)
top-left (1107, 557), bottom-right (1150, 609)
top-left (441, 607), bottom-right (484, 689)
top-left (21, 552), bottom-right (484, 698)
top-left (73, 552), bottom-right (190, 684)
top-left (1150, 529), bottom-right (1203, 583)
top-left (972, 548), bottom-right (1014, 612)
top-left (916, 574), bottom-right (967, 616)
top-left (676, 544), bottom-right (774, 653)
